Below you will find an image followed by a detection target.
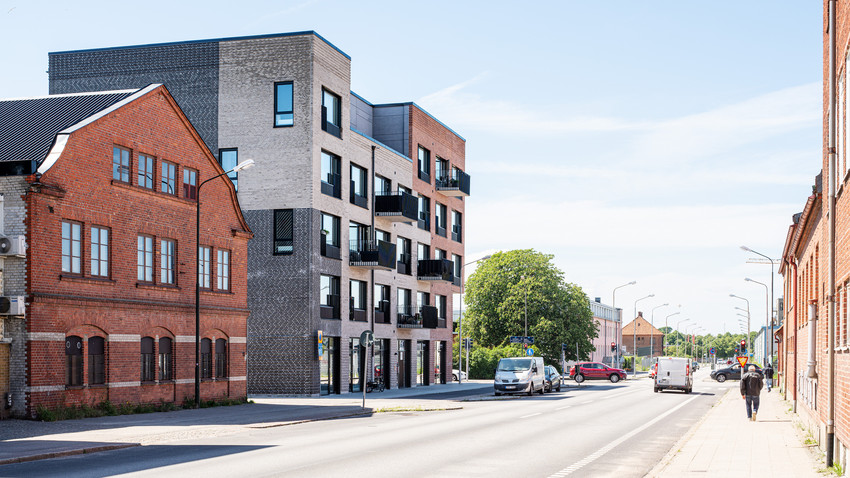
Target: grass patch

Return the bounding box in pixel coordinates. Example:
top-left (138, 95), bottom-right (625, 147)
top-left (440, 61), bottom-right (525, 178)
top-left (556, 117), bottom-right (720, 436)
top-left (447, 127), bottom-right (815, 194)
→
top-left (36, 396), bottom-right (250, 422)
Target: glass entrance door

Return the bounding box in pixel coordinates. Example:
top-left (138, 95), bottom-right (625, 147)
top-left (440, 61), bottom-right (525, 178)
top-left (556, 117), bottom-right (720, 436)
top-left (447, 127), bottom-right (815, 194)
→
top-left (398, 340), bottom-right (408, 388)
top-left (417, 341), bottom-right (429, 386)
top-left (320, 336), bottom-right (338, 395)
top-left (349, 338), bottom-right (361, 392)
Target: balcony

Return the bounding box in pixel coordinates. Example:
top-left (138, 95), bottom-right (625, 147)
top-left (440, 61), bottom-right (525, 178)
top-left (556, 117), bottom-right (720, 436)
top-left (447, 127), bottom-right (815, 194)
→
top-left (349, 240), bottom-right (396, 270)
top-left (418, 211), bottom-right (430, 231)
top-left (375, 191), bottom-right (418, 222)
top-left (452, 224), bottom-right (462, 243)
top-left (397, 306), bottom-right (422, 328)
top-left (436, 169), bottom-right (470, 197)
top-left (350, 181), bottom-right (367, 209)
top-left (420, 305), bottom-right (438, 329)
top-left (397, 253), bottom-right (412, 275)
top-left (321, 173), bottom-right (341, 199)
top-left (374, 300), bottom-right (391, 324)
top-left (417, 259), bottom-right (454, 282)
top-left (320, 294), bottom-right (340, 320)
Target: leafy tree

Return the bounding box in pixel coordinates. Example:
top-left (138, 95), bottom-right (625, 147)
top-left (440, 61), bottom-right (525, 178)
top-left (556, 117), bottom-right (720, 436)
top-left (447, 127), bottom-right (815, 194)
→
top-left (463, 249), bottom-right (597, 367)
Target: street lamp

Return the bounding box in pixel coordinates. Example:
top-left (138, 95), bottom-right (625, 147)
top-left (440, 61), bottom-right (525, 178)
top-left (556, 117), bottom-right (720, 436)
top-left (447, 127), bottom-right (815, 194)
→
top-left (745, 277), bottom-right (770, 366)
top-left (741, 246), bottom-right (776, 365)
top-left (730, 294), bottom-right (751, 356)
top-left (664, 311), bottom-right (681, 355)
top-left (457, 255), bottom-right (491, 384)
top-left (195, 159), bottom-right (254, 408)
top-left (650, 303), bottom-right (669, 360)
top-left (611, 281), bottom-right (636, 367)
top-left (676, 318), bottom-right (690, 356)
top-left (632, 294), bottom-right (654, 375)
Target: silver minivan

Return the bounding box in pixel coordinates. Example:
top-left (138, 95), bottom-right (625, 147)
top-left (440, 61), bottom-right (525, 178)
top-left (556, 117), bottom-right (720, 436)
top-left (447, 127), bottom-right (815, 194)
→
top-left (494, 356), bottom-right (546, 396)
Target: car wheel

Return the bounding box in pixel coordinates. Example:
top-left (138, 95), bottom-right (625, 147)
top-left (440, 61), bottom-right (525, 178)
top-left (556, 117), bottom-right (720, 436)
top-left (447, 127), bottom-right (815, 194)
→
top-left (575, 374), bottom-right (585, 383)
top-left (556, 384), bottom-right (561, 392)
top-left (527, 385), bottom-right (534, 396)
top-left (609, 374), bottom-right (620, 383)
top-left (654, 386), bottom-right (659, 393)
top-left (453, 374), bottom-right (458, 381)
top-left (495, 392), bottom-right (501, 396)
top-left (716, 374), bottom-right (727, 383)
top-left (538, 384), bottom-right (545, 395)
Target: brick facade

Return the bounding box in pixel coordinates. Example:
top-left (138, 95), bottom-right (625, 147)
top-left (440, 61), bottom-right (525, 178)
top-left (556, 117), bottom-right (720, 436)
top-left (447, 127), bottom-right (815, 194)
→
top-left (7, 86), bottom-right (251, 417)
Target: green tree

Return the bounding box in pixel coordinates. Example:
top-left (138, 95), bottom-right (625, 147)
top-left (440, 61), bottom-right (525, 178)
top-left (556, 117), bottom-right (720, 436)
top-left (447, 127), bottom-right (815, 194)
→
top-left (463, 249), bottom-right (597, 367)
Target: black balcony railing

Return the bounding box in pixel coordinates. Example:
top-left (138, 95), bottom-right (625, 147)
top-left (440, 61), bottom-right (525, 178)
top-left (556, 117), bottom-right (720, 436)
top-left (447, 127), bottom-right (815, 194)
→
top-left (417, 259), bottom-right (454, 282)
top-left (436, 169), bottom-right (471, 197)
top-left (397, 253), bottom-right (412, 275)
top-left (350, 181), bottom-right (368, 208)
top-left (452, 224), bottom-right (462, 243)
top-left (321, 294), bottom-right (340, 319)
top-left (397, 306), bottom-right (422, 328)
top-left (375, 191), bottom-right (418, 222)
top-left (375, 300), bottom-right (391, 324)
top-left (420, 305), bottom-right (438, 329)
top-left (418, 169), bottom-right (431, 184)
top-left (435, 223), bottom-right (447, 237)
top-left (321, 173), bottom-right (341, 199)
top-left (349, 240), bottom-right (396, 270)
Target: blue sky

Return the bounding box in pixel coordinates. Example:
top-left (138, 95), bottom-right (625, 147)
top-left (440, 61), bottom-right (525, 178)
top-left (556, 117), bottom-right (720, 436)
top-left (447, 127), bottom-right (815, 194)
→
top-left (0, 0), bottom-right (822, 336)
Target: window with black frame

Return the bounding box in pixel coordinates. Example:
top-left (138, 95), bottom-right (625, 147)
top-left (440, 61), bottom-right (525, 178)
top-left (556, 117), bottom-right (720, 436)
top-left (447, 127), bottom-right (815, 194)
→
top-left (375, 175), bottom-right (391, 196)
top-left (219, 148), bottom-right (239, 190)
top-left (274, 81), bottom-right (294, 127)
top-left (321, 213), bottom-right (341, 259)
top-left (88, 336), bottom-right (105, 385)
top-left (159, 337), bottom-right (173, 381)
top-left (322, 88), bottom-right (342, 137)
top-left (65, 336), bottom-right (83, 387)
top-left (321, 151), bottom-right (341, 198)
top-left (273, 209), bottom-right (294, 255)
top-left (435, 203), bottom-right (447, 237)
top-left (141, 337), bottom-right (155, 382)
top-left (201, 338), bottom-right (212, 379)
top-left (417, 146), bottom-right (431, 183)
top-left (350, 163), bottom-right (368, 208)
top-left (215, 339), bottom-right (227, 378)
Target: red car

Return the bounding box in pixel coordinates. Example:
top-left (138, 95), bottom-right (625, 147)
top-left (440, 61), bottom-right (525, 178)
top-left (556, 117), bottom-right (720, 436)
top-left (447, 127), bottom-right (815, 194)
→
top-left (570, 362), bottom-right (628, 383)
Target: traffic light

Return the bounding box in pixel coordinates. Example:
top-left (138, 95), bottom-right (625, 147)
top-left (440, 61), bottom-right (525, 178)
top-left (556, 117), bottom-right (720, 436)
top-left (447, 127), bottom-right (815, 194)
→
top-left (611, 342), bottom-right (616, 352)
top-left (740, 339), bottom-right (746, 351)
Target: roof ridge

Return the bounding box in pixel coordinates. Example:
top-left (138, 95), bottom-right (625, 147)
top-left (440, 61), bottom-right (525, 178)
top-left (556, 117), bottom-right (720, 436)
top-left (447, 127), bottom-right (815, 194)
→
top-left (0, 88), bottom-right (140, 103)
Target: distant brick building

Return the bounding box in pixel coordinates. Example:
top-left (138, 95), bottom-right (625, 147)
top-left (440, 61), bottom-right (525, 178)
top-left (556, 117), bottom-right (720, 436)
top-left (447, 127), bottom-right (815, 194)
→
top-left (0, 84), bottom-right (251, 417)
top-left (622, 313), bottom-right (663, 358)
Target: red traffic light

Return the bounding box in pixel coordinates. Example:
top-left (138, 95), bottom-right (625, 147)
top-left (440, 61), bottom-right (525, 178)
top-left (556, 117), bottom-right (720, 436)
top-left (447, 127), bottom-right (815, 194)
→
top-left (740, 340), bottom-right (746, 347)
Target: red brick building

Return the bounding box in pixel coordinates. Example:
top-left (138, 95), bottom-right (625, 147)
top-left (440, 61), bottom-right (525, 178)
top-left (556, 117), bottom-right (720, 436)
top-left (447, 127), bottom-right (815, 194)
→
top-left (0, 84), bottom-right (251, 417)
top-left (622, 313), bottom-right (663, 358)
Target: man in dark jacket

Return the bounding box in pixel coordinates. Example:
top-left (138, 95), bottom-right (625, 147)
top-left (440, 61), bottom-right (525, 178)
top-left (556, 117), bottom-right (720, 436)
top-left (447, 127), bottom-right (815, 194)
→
top-left (740, 365), bottom-right (764, 421)
top-left (763, 363), bottom-right (774, 392)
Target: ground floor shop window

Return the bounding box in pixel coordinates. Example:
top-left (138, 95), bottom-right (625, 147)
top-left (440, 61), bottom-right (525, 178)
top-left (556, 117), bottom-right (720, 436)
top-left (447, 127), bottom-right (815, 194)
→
top-left (416, 340), bottom-right (429, 386)
top-left (321, 336), bottom-right (339, 395)
top-left (435, 341), bottom-right (446, 384)
top-left (398, 339), bottom-right (410, 388)
top-left (373, 339), bottom-right (390, 387)
top-left (349, 338), bottom-right (362, 392)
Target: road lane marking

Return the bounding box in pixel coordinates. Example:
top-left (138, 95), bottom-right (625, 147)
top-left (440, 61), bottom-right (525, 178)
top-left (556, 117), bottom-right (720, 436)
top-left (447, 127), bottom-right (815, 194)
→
top-left (519, 412), bottom-right (541, 418)
top-left (555, 406), bottom-right (571, 410)
top-left (548, 394), bottom-right (700, 477)
top-left (580, 400), bottom-right (592, 404)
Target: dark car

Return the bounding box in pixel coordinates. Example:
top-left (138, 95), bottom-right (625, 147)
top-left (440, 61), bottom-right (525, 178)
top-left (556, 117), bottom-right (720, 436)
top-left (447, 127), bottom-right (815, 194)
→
top-left (569, 362), bottom-right (627, 383)
top-left (544, 365), bottom-right (562, 392)
top-left (710, 363), bottom-right (761, 382)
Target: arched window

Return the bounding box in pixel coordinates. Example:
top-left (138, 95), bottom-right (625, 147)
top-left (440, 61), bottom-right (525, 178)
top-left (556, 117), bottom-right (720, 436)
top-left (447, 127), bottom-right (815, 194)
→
top-left (159, 337), bottom-right (173, 381)
top-left (141, 337), bottom-right (155, 382)
top-left (88, 336), bottom-right (105, 385)
top-left (215, 339), bottom-right (227, 378)
top-left (65, 336), bottom-right (83, 387)
top-left (201, 338), bottom-right (212, 379)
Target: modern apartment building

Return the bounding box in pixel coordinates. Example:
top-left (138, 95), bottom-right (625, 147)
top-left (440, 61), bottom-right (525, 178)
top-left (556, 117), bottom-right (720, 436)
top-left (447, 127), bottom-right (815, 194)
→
top-left (48, 31), bottom-right (471, 395)
top-left (0, 85), bottom-right (251, 417)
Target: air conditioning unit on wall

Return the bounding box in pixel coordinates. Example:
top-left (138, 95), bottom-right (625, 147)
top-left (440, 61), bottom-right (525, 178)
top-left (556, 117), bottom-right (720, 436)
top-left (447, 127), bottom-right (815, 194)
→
top-left (0, 236), bottom-right (25, 257)
top-left (0, 296), bottom-right (24, 316)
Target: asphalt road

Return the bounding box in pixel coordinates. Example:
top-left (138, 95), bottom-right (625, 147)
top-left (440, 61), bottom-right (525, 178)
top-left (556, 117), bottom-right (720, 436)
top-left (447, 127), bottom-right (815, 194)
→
top-left (0, 369), bottom-right (731, 477)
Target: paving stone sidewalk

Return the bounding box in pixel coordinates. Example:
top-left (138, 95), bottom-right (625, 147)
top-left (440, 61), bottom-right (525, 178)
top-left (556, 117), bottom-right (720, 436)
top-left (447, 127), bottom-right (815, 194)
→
top-left (647, 384), bottom-right (827, 477)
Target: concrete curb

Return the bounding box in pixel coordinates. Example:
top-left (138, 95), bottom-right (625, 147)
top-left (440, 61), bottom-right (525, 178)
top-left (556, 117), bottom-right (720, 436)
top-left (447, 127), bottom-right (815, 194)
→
top-left (0, 443), bottom-right (140, 466)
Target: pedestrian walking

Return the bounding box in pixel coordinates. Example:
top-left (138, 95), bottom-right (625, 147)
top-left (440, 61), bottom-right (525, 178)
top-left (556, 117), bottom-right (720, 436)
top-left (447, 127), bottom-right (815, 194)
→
top-left (740, 365), bottom-right (764, 421)
top-left (763, 363), bottom-right (774, 392)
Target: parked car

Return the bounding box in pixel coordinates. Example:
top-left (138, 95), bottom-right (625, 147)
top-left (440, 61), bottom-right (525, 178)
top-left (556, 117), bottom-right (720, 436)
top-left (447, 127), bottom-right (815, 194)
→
top-left (452, 369), bottom-right (467, 381)
top-left (569, 362), bottom-right (628, 383)
top-left (544, 365), bottom-right (562, 392)
top-left (710, 363), bottom-right (761, 382)
top-left (654, 356), bottom-right (693, 393)
top-left (494, 357), bottom-right (546, 396)
top-left (692, 361), bottom-right (700, 371)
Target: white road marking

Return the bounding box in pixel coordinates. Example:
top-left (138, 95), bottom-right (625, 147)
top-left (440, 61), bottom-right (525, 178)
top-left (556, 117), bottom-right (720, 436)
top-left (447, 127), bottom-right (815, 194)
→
top-left (519, 412), bottom-right (541, 418)
top-left (581, 400), bottom-right (592, 404)
top-left (555, 406), bottom-right (571, 410)
top-left (548, 394), bottom-right (700, 477)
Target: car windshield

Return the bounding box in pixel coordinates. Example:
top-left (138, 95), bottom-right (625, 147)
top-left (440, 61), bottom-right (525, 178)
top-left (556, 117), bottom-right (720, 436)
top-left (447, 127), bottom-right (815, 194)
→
top-left (498, 358), bottom-right (533, 371)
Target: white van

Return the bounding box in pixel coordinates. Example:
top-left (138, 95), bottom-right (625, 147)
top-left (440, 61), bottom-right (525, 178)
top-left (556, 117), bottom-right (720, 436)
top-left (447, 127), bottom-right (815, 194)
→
top-left (653, 356), bottom-right (693, 393)
top-left (494, 356), bottom-right (546, 396)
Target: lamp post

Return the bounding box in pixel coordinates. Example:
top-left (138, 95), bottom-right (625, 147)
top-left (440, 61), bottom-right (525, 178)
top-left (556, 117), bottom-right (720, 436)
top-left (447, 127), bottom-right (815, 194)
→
top-left (675, 318), bottom-right (690, 357)
top-left (611, 281), bottom-right (636, 367)
top-left (632, 294), bottom-right (654, 375)
top-left (457, 255), bottom-right (491, 385)
top-left (664, 311), bottom-right (681, 356)
top-left (195, 159), bottom-right (254, 408)
top-left (730, 294), bottom-right (751, 356)
top-left (741, 246), bottom-right (776, 365)
top-left (745, 277), bottom-right (770, 366)
top-left (649, 303), bottom-right (669, 360)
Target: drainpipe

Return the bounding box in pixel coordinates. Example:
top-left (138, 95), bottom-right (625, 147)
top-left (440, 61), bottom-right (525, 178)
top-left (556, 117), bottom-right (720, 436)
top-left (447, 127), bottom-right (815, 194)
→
top-left (827, 0), bottom-right (837, 466)
top-left (370, 145), bottom-right (377, 382)
top-left (807, 302), bottom-right (818, 379)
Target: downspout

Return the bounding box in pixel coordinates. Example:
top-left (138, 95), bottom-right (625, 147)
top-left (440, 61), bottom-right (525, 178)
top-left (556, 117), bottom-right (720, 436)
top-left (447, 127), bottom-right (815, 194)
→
top-left (827, 0), bottom-right (837, 466)
top-left (370, 145), bottom-right (377, 382)
top-left (807, 301), bottom-right (819, 379)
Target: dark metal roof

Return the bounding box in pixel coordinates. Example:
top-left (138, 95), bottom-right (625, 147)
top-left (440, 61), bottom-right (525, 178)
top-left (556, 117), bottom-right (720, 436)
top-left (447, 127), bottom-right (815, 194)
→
top-left (0, 90), bottom-right (137, 163)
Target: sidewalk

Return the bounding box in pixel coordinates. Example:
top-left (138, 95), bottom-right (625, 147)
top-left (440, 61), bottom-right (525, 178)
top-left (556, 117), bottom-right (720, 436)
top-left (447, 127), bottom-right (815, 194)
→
top-left (0, 381), bottom-right (492, 466)
top-left (647, 385), bottom-right (826, 477)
